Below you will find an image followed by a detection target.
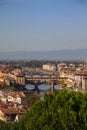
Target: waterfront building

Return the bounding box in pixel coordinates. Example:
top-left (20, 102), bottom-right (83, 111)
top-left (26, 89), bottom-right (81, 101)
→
top-left (82, 76), bottom-right (87, 91)
top-left (75, 70), bottom-right (87, 91)
top-left (14, 73), bottom-right (25, 86)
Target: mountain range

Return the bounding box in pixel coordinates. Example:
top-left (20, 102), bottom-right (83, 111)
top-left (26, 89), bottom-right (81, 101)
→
top-left (0, 49), bottom-right (87, 61)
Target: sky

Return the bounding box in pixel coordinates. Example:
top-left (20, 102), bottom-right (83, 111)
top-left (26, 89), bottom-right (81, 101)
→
top-left (0, 0), bottom-right (87, 52)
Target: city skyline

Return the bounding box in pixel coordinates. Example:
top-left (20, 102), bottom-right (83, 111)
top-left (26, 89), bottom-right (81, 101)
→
top-left (0, 0), bottom-right (87, 52)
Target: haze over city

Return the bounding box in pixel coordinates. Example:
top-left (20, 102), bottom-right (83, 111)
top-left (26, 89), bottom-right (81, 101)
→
top-left (0, 0), bottom-right (87, 52)
top-left (0, 1), bottom-right (87, 129)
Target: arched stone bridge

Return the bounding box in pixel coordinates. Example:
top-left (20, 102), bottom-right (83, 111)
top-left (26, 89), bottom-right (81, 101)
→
top-left (25, 76), bottom-right (67, 92)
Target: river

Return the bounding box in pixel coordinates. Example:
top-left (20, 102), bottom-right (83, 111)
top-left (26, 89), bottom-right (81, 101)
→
top-left (25, 84), bottom-right (61, 100)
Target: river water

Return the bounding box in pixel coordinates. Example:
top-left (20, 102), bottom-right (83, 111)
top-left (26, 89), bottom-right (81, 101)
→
top-left (25, 84), bottom-right (61, 100)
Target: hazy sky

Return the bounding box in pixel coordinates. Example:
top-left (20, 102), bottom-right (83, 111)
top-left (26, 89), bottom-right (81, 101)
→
top-left (0, 0), bottom-right (87, 52)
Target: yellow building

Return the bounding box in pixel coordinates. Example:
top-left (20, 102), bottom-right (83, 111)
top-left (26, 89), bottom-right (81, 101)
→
top-left (0, 71), bottom-right (7, 77)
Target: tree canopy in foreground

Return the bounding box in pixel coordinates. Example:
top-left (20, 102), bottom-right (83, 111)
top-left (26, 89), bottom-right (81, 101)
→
top-left (0, 90), bottom-right (87, 130)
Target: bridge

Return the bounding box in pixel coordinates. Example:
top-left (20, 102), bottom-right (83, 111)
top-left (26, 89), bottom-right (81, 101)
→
top-left (25, 76), bottom-right (66, 82)
top-left (25, 76), bottom-right (67, 92)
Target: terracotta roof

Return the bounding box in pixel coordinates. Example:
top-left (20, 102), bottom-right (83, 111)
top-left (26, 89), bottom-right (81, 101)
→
top-left (8, 92), bottom-right (17, 98)
top-left (75, 70), bottom-right (87, 76)
top-left (18, 92), bottom-right (25, 98)
top-left (0, 107), bottom-right (26, 115)
top-left (0, 107), bottom-right (18, 114)
top-left (83, 76), bottom-right (87, 79)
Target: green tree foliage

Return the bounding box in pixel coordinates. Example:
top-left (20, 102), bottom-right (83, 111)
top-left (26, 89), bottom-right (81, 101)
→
top-left (0, 120), bottom-right (9, 130)
top-left (28, 96), bottom-right (39, 108)
top-left (0, 90), bottom-right (87, 130)
top-left (20, 90), bottom-right (87, 130)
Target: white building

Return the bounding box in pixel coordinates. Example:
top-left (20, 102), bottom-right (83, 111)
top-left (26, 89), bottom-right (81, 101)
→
top-left (42, 63), bottom-right (56, 71)
top-left (57, 63), bottom-right (67, 73)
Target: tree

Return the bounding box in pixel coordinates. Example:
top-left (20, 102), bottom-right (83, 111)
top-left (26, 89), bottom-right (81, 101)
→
top-left (0, 120), bottom-right (9, 130)
top-left (20, 90), bottom-right (87, 130)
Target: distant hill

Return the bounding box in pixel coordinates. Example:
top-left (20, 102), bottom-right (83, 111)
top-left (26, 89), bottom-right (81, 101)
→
top-left (0, 49), bottom-right (87, 60)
